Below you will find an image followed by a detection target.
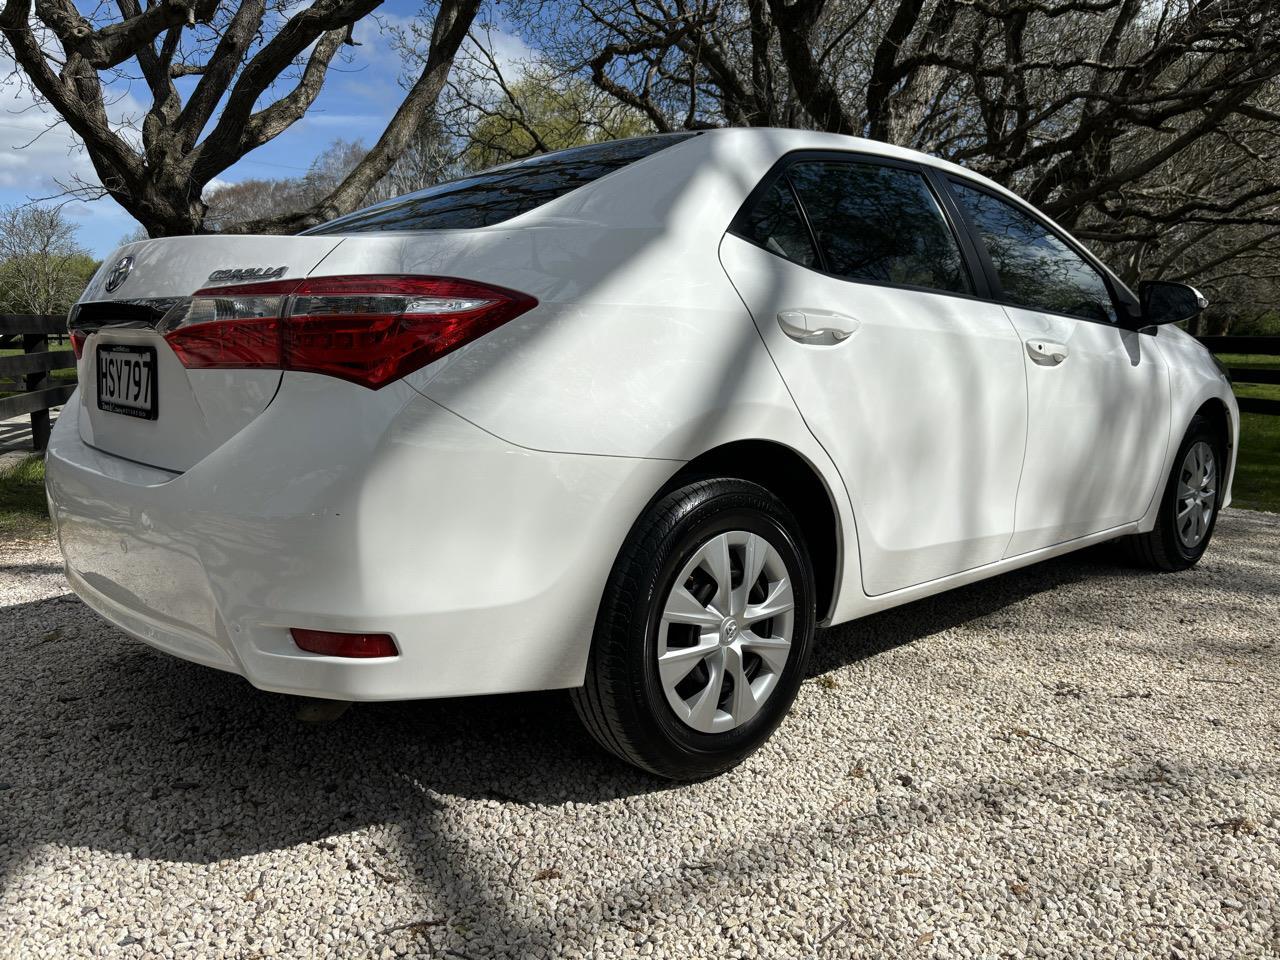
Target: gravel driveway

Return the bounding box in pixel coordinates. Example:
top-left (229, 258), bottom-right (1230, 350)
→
top-left (1, 511), bottom-right (1277, 959)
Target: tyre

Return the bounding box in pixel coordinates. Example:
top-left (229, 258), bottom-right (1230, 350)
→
top-left (572, 478), bottom-right (817, 780)
top-left (1120, 414), bottom-right (1225, 571)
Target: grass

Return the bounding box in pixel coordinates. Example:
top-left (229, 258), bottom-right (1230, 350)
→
top-left (0, 455), bottom-right (50, 538)
top-left (1217, 352), bottom-right (1280, 371)
top-left (1214, 353), bottom-right (1280, 512)
top-left (1232, 413), bottom-right (1280, 513)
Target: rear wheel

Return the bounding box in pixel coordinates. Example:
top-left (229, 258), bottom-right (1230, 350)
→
top-left (1121, 415), bottom-right (1225, 571)
top-left (572, 479), bottom-right (816, 780)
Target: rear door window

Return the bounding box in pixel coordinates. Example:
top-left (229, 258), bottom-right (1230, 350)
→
top-left (786, 160), bottom-right (972, 294)
top-left (734, 177), bottom-right (819, 268)
top-left (305, 134), bottom-right (698, 234)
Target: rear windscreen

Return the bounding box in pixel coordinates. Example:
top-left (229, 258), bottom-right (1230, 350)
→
top-left (304, 134), bottom-right (699, 235)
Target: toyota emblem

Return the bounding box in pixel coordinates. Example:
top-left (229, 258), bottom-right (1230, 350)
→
top-left (105, 255), bottom-right (134, 293)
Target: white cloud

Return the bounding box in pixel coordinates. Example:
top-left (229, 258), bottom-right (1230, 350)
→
top-left (202, 177), bottom-right (234, 198)
top-left (0, 51), bottom-right (147, 196)
top-left (483, 27), bottom-right (536, 79)
top-left (0, 51), bottom-right (148, 254)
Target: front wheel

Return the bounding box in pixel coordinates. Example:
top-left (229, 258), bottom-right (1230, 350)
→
top-left (572, 479), bottom-right (817, 780)
top-left (1121, 414), bottom-right (1225, 571)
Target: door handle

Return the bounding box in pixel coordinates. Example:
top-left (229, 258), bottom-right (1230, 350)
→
top-left (1026, 339), bottom-right (1069, 365)
top-left (778, 310), bottom-right (860, 345)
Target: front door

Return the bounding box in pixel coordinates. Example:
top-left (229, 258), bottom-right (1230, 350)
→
top-left (946, 179), bottom-right (1171, 555)
top-left (720, 155), bottom-right (1029, 596)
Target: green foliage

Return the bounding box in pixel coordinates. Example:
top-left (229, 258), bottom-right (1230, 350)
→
top-left (0, 204), bottom-right (98, 316)
top-left (0, 253), bottom-right (98, 316)
top-left (1230, 312), bottom-right (1280, 338)
top-left (463, 74), bottom-right (652, 171)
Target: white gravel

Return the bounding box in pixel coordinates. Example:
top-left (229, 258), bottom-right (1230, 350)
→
top-left (1, 510), bottom-right (1278, 959)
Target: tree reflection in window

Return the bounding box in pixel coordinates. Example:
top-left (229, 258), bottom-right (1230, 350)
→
top-left (305, 135), bottom-right (698, 235)
top-left (950, 181), bottom-right (1115, 323)
top-left (786, 161), bottom-right (971, 294)
top-left (736, 178), bottom-right (818, 268)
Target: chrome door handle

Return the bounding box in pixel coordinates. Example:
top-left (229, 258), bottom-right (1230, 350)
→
top-left (1026, 339), bottom-right (1069, 365)
top-left (777, 310), bottom-right (860, 345)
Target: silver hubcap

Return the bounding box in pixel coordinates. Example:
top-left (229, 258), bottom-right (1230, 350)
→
top-left (1175, 441), bottom-right (1217, 549)
top-left (657, 530), bottom-right (795, 733)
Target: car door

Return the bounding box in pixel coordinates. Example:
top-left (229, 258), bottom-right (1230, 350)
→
top-left (719, 154), bottom-right (1029, 596)
top-left (946, 179), bottom-right (1171, 556)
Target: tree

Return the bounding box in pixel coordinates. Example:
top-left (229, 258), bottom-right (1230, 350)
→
top-left (508, 0), bottom-right (1280, 302)
top-left (202, 130), bottom-right (461, 230)
top-left (0, 205), bottom-right (98, 315)
top-left (431, 20), bottom-right (654, 170)
top-left (0, 0), bottom-right (483, 236)
top-left (457, 71), bottom-right (652, 168)
top-left (202, 140), bottom-right (368, 231)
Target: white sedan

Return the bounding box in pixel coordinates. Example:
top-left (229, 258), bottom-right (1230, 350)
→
top-left (48, 129), bottom-right (1238, 779)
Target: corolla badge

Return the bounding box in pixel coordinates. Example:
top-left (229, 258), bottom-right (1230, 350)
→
top-left (207, 266), bottom-right (288, 284)
top-left (104, 255), bottom-right (133, 293)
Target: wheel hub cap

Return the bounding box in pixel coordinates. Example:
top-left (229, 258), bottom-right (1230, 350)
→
top-left (720, 618), bottom-right (739, 645)
top-left (1175, 440), bottom-right (1217, 549)
top-left (656, 530), bottom-right (796, 734)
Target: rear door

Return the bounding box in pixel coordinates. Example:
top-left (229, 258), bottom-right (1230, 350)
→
top-left (719, 154), bottom-right (1029, 596)
top-left (945, 179), bottom-right (1171, 555)
top-left (72, 235), bottom-right (343, 472)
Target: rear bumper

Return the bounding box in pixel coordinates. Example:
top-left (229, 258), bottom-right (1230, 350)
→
top-left (46, 376), bottom-right (674, 700)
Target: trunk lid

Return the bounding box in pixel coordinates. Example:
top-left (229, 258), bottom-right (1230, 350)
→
top-left (72, 235), bottom-right (344, 472)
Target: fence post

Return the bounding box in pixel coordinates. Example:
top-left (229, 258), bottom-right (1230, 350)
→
top-left (23, 330), bottom-right (51, 451)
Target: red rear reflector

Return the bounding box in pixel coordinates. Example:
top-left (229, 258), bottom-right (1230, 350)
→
top-left (159, 275), bottom-right (537, 388)
top-left (70, 332), bottom-right (86, 360)
top-left (290, 629), bottom-right (398, 659)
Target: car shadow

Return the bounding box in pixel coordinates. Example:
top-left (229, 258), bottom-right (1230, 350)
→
top-left (0, 544), bottom-right (1116, 872)
top-left (809, 543), bottom-right (1119, 674)
top-left (2, 518), bottom-right (1276, 955)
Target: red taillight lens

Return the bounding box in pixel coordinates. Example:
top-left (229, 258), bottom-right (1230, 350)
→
top-left (161, 285), bottom-right (289, 369)
top-left (159, 275), bottom-right (536, 388)
top-left (290, 628), bottom-right (399, 658)
top-left (70, 332), bottom-right (86, 359)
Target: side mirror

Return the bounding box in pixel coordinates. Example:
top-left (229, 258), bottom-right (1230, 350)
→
top-left (1139, 280), bottom-right (1208, 327)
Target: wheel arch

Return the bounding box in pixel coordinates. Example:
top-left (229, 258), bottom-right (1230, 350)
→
top-left (1193, 396), bottom-right (1233, 458)
top-left (655, 439), bottom-right (843, 623)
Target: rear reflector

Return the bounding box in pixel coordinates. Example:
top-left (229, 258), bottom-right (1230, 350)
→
top-left (158, 275), bottom-right (536, 388)
top-left (291, 628), bottom-right (399, 659)
top-left (70, 332), bottom-right (86, 360)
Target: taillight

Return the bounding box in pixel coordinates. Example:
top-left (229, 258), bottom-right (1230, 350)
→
top-left (70, 332), bottom-right (86, 359)
top-left (158, 275), bottom-right (536, 389)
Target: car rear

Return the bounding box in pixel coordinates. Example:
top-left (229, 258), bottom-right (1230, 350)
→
top-left (45, 136), bottom-right (702, 701)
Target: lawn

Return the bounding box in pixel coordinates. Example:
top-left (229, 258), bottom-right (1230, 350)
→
top-left (1220, 355), bottom-right (1280, 512)
top-left (1233, 413), bottom-right (1280, 513)
top-left (0, 455), bottom-right (50, 537)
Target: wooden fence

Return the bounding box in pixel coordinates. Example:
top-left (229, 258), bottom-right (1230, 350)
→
top-left (0, 318), bottom-right (1275, 454)
top-left (1197, 336), bottom-right (1280, 416)
top-left (0, 315), bottom-right (75, 451)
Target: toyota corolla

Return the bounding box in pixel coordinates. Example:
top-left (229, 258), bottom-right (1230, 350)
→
top-left (46, 129), bottom-right (1238, 779)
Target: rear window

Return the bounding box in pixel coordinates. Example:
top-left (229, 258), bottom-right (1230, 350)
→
top-left (304, 134), bottom-right (699, 235)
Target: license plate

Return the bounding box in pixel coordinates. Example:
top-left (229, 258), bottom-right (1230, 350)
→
top-left (96, 344), bottom-right (158, 420)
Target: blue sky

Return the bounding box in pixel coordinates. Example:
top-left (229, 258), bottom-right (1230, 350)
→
top-left (0, 0), bottom-right (526, 258)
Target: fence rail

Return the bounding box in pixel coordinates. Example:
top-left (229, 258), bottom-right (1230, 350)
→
top-left (0, 314), bottom-right (74, 451)
top-left (0, 319), bottom-right (1275, 454)
top-left (1196, 335), bottom-right (1280, 416)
